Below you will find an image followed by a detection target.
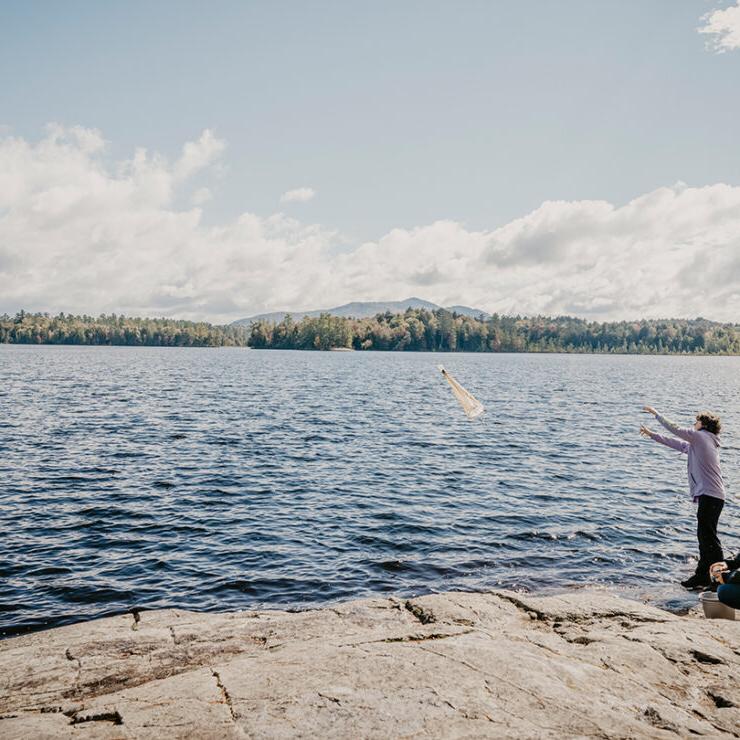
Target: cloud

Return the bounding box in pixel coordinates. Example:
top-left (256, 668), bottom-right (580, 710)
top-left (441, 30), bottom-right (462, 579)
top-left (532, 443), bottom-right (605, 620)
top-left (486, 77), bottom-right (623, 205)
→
top-left (280, 187), bottom-right (316, 204)
top-left (699, 1), bottom-right (740, 52)
top-left (174, 129), bottom-right (226, 181)
top-left (1, 126), bottom-right (739, 324)
top-left (191, 187), bottom-right (212, 206)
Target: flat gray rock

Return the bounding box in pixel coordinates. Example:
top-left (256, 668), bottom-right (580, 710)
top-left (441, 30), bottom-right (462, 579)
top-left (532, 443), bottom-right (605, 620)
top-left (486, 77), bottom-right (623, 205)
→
top-left (1, 590), bottom-right (739, 738)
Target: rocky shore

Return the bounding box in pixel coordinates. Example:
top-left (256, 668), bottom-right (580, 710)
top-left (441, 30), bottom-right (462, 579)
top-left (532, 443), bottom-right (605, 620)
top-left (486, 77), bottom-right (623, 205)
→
top-left (1, 589), bottom-right (739, 738)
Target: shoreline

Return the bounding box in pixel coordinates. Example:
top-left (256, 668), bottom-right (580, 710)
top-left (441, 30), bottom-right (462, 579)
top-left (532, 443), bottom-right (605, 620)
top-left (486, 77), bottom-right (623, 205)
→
top-left (4, 343), bottom-right (740, 356)
top-left (2, 588), bottom-right (739, 738)
top-left (0, 579), bottom-right (702, 643)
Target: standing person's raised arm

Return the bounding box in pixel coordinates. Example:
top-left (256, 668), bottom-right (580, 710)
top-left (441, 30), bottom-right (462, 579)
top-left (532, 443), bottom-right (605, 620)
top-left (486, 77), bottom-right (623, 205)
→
top-left (643, 406), bottom-right (696, 442)
top-left (640, 425), bottom-right (689, 454)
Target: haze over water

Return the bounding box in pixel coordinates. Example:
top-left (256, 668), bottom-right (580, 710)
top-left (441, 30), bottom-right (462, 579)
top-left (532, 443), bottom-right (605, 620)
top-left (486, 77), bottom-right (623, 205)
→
top-left (2, 346), bottom-right (738, 637)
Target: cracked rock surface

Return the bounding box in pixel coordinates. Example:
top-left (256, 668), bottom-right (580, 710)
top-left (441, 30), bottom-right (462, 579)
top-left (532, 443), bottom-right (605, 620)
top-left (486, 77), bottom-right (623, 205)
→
top-left (1, 590), bottom-right (739, 738)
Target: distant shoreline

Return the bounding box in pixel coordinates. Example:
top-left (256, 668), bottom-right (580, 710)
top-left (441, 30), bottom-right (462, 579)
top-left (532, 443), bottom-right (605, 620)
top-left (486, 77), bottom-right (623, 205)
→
top-left (3, 343), bottom-right (740, 356)
top-left (246, 308), bottom-right (740, 355)
top-left (3, 308), bottom-right (740, 354)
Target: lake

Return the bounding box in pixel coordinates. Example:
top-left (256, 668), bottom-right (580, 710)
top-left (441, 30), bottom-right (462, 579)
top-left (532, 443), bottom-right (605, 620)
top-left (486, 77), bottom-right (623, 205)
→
top-left (1, 346), bottom-right (738, 637)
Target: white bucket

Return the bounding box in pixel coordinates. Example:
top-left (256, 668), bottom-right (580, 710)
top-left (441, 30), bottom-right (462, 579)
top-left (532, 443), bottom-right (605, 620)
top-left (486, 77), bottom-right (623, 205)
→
top-left (700, 591), bottom-right (736, 621)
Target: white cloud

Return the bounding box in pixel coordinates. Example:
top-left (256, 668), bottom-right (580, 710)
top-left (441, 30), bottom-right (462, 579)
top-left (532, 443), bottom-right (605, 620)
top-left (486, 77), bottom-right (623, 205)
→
top-left (174, 129), bottom-right (226, 181)
top-left (699, 1), bottom-right (740, 52)
top-left (1, 126), bottom-right (739, 324)
top-left (192, 187), bottom-right (212, 206)
top-left (280, 187), bottom-right (316, 204)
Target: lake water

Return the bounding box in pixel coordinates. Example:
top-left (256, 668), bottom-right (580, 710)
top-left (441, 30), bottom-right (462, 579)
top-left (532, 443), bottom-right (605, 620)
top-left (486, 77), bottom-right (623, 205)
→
top-left (1, 346), bottom-right (739, 637)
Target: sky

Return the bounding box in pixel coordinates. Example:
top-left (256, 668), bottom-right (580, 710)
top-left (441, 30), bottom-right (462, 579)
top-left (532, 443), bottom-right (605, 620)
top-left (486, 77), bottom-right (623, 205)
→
top-left (1, 0), bottom-right (739, 323)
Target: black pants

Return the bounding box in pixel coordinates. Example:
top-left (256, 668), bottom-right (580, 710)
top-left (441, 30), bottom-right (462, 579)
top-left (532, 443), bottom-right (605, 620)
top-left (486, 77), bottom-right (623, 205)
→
top-left (695, 495), bottom-right (724, 577)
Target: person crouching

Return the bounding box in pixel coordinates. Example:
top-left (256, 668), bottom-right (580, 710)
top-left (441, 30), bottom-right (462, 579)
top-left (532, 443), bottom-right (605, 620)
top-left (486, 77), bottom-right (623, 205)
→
top-left (710, 558), bottom-right (740, 608)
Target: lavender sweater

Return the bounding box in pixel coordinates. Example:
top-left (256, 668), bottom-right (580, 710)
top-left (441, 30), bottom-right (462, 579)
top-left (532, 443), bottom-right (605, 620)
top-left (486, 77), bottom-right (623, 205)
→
top-left (648, 414), bottom-right (725, 501)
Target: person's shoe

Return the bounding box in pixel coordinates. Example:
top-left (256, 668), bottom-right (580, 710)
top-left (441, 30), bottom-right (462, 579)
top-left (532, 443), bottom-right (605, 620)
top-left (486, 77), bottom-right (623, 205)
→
top-left (681, 574), bottom-right (710, 590)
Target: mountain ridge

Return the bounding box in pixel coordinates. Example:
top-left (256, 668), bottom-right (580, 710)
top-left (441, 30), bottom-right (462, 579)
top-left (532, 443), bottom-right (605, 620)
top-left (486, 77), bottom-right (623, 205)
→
top-left (232, 297), bottom-right (490, 325)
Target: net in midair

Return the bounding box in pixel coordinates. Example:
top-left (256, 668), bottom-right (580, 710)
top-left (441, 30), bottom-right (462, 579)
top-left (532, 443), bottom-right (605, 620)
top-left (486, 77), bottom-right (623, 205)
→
top-left (438, 365), bottom-right (484, 419)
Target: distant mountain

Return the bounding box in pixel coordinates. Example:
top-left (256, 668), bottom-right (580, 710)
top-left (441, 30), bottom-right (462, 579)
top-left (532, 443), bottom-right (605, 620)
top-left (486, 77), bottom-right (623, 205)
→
top-left (232, 298), bottom-right (490, 326)
top-left (446, 305), bottom-right (491, 319)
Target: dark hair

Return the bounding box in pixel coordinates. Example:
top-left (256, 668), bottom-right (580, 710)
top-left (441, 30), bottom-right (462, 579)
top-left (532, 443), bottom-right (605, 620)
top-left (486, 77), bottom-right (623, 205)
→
top-left (697, 413), bottom-right (721, 435)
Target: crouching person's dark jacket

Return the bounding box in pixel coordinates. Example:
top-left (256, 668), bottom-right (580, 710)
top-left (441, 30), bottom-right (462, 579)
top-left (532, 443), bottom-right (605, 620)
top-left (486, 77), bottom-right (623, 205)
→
top-left (722, 555), bottom-right (740, 584)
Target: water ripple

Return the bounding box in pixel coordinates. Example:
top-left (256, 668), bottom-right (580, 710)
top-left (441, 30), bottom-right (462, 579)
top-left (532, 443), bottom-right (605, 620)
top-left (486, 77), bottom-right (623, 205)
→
top-left (1, 346), bottom-right (739, 638)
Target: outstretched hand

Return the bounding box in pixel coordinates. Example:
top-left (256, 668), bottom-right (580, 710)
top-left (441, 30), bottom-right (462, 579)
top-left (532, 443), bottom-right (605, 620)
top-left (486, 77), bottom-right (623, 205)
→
top-left (642, 406), bottom-right (657, 416)
top-left (639, 425), bottom-right (653, 438)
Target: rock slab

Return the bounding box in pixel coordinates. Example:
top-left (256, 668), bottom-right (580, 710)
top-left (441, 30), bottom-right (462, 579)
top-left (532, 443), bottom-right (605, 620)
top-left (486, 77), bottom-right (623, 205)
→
top-left (1, 590), bottom-right (739, 738)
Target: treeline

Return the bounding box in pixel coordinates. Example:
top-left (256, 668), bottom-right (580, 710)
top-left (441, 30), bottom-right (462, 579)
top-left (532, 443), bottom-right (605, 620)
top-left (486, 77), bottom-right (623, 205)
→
top-left (248, 309), bottom-right (740, 354)
top-left (5, 308), bottom-right (738, 354)
top-left (0, 311), bottom-right (247, 347)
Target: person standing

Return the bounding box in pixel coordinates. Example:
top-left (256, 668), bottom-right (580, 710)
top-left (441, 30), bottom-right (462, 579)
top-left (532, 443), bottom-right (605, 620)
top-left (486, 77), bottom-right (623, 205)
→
top-left (640, 407), bottom-right (725, 589)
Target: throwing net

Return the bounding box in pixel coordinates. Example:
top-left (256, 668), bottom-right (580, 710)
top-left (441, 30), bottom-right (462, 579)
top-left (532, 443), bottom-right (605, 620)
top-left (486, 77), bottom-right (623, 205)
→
top-left (438, 365), bottom-right (484, 419)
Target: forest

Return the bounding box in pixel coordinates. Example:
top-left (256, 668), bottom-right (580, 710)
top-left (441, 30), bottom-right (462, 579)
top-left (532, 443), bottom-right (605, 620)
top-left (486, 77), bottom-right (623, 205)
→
top-left (247, 308), bottom-right (740, 354)
top-left (0, 311), bottom-right (248, 347)
top-left (3, 308), bottom-right (739, 354)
